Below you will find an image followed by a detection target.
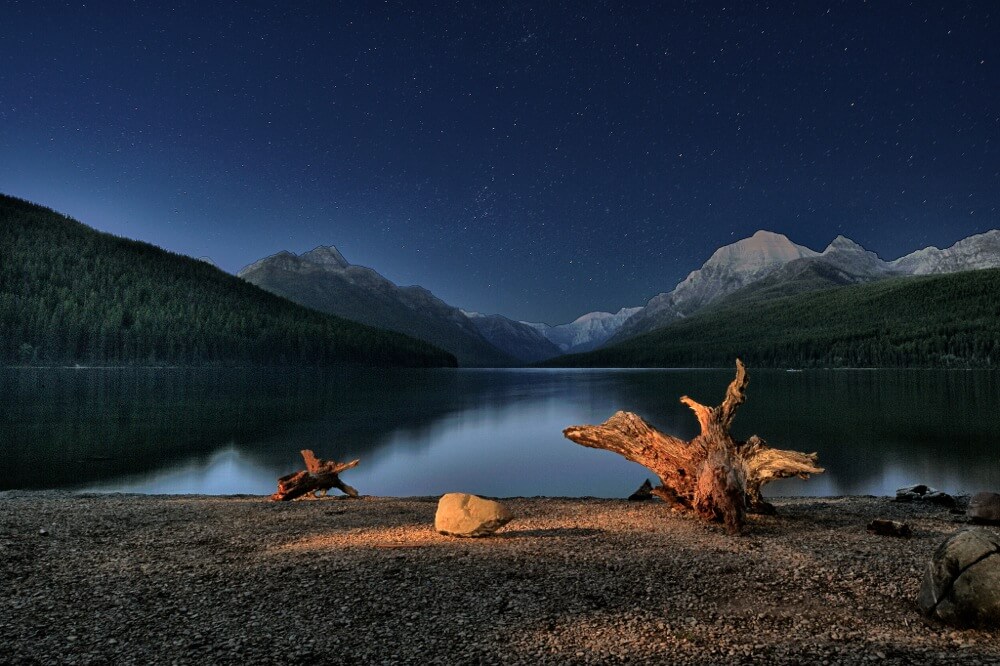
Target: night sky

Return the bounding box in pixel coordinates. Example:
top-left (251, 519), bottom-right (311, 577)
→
top-left (2, 2), bottom-right (998, 324)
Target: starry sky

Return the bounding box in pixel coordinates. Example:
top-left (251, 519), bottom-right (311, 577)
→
top-left (2, 1), bottom-right (998, 324)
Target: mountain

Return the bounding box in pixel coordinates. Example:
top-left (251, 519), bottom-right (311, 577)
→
top-left (543, 268), bottom-right (1000, 369)
top-left (815, 235), bottom-right (895, 277)
top-left (461, 311), bottom-right (562, 363)
top-left (612, 231), bottom-right (819, 341)
top-left (608, 229), bottom-right (1000, 345)
top-left (891, 230), bottom-right (1000, 275)
top-left (238, 247), bottom-right (516, 367)
top-left (525, 307), bottom-right (642, 354)
top-left (714, 235), bottom-right (899, 307)
top-left (0, 194), bottom-right (455, 368)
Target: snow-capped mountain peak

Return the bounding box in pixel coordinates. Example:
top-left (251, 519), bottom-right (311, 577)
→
top-left (665, 231), bottom-right (818, 311)
top-left (699, 230), bottom-right (819, 273)
top-left (525, 306), bottom-right (642, 353)
top-left (612, 231), bottom-right (819, 342)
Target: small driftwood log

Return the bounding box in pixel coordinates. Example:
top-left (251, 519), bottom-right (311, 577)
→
top-left (270, 449), bottom-right (360, 501)
top-left (563, 360), bottom-right (823, 533)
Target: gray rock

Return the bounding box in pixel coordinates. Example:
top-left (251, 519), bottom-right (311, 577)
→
top-left (918, 528), bottom-right (1000, 627)
top-left (895, 484), bottom-right (933, 502)
top-left (894, 484), bottom-right (955, 508)
top-left (435, 493), bottom-right (513, 537)
top-left (968, 492), bottom-right (1000, 524)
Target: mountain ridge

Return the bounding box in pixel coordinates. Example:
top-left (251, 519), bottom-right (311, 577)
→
top-left (608, 228), bottom-right (1000, 344)
top-left (542, 268), bottom-right (1000, 369)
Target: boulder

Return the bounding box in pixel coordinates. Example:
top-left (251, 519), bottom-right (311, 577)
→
top-left (435, 493), bottom-right (513, 537)
top-left (968, 492), bottom-right (1000, 524)
top-left (918, 528), bottom-right (1000, 627)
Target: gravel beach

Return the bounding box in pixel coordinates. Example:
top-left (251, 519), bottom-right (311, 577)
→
top-left (1, 492), bottom-right (998, 665)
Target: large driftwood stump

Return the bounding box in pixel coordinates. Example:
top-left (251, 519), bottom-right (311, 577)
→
top-left (563, 360), bottom-right (822, 533)
top-left (270, 449), bottom-right (360, 501)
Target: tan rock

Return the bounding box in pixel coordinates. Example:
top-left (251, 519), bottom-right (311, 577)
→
top-left (435, 493), bottom-right (513, 537)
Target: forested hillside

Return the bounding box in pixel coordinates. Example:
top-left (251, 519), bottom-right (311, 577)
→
top-left (0, 195), bottom-right (456, 367)
top-left (544, 270), bottom-right (1000, 368)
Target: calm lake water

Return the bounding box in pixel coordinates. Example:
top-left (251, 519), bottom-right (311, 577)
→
top-left (2, 367), bottom-right (998, 498)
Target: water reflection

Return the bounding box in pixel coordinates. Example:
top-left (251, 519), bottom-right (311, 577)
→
top-left (1, 368), bottom-right (997, 497)
top-left (86, 447), bottom-right (278, 495)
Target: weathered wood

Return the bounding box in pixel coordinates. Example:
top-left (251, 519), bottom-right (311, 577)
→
top-left (270, 449), bottom-right (360, 501)
top-left (563, 360), bottom-right (823, 533)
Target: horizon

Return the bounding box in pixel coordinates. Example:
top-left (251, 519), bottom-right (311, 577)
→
top-left (2, 2), bottom-right (998, 322)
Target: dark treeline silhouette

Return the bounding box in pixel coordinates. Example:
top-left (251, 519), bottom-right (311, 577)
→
top-left (546, 269), bottom-right (1000, 368)
top-left (0, 194), bottom-right (455, 367)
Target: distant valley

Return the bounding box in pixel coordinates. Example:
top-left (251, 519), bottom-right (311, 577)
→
top-left (238, 247), bottom-right (641, 365)
top-left (522, 307), bottom-right (643, 354)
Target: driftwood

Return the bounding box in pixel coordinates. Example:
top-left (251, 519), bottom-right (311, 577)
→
top-left (563, 360), bottom-right (822, 533)
top-left (270, 449), bottom-right (360, 501)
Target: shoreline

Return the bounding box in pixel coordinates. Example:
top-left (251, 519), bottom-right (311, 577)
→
top-left (2, 493), bottom-right (998, 664)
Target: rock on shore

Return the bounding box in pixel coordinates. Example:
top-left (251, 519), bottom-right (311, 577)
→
top-left (435, 493), bottom-right (513, 537)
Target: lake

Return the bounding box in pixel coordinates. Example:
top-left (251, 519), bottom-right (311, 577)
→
top-left (2, 367), bottom-right (998, 498)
